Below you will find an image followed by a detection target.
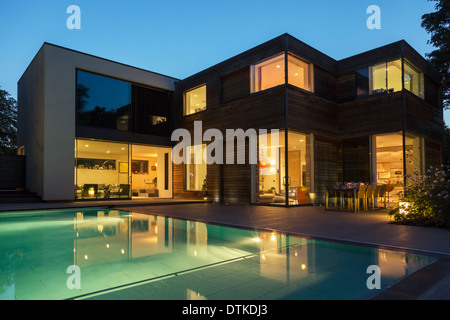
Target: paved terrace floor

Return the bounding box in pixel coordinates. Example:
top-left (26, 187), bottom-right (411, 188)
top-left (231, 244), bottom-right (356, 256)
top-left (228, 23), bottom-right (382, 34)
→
top-left (1, 200), bottom-right (449, 299)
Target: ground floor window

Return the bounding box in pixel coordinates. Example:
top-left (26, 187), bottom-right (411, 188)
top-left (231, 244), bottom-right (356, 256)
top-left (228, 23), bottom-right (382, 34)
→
top-left (374, 132), bottom-right (424, 204)
top-left (185, 144), bottom-right (207, 191)
top-left (257, 130), bottom-right (313, 206)
top-left (75, 139), bottom-right (172, 200)
top-left (75, 139), bottom-right (130, 199)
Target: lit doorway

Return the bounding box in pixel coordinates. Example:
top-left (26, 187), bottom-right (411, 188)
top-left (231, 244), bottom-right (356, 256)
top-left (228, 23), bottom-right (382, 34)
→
top-left (374, 132), bottom-right (424, 205)
top-left (131, 144), bottom-right (172, 199)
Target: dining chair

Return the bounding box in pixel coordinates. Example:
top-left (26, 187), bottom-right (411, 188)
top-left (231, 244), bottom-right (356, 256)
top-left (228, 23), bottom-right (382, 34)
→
top-left (373, 185), bottom-right (381, 209)
top-left (325, 185), bottom-right (336, 209)
top-left (365, 185), bottom-right (376, 211)
top-left (376, 184), bottom-right (387, 208)
top-left (355, 184), bottom-right (367, 212)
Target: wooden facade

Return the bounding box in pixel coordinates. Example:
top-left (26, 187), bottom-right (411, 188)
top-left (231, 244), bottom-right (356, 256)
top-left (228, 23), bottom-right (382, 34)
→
top-left (171, 34), bottom-right (444, 205)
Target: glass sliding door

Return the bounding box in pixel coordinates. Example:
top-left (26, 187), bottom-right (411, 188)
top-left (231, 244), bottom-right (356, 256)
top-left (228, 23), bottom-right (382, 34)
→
top-left (258, 130), bottom-right (285, 205)
top-left (75, 139), bottom-right (130, 199)
top-left (257, 130), bottom-right (313, 206)
top-left (286, 131), bottom-right (313, 205)
top-left (131, 144), bottom-right (173, 199)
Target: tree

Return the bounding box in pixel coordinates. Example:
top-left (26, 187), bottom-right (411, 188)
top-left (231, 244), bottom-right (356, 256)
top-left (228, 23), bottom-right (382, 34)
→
top-left (421, 0), bottom-right (450, 109)
top-left (0, 87), bottom-right (18, 155)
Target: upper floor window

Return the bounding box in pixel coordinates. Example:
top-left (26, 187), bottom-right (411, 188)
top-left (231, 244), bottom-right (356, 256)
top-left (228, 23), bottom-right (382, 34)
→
top-left (356, 59), bottom-right (424, 99)
top-left (184, 84), bottom-right (206, 116)
top-left (76, 70), bottom-right (171, 135)
top-left (404, 60), bottom-right (425, 99)
top-left (250, 53), bottom-right (313, 93)
top-left (76, 70), bottom-right (131, 131)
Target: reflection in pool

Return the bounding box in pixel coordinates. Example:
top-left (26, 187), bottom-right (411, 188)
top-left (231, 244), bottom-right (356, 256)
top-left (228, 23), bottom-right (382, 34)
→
top-left (0, 208), bottom-right (436, 300)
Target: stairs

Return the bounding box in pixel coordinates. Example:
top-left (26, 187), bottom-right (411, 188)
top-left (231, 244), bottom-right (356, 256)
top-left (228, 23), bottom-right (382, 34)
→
top-left (0, 190), bottom-right (42, 203)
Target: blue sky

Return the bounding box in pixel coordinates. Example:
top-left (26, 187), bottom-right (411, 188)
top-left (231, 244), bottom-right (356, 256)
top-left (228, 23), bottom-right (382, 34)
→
top-left (1, 0), bottom-right (448, 124)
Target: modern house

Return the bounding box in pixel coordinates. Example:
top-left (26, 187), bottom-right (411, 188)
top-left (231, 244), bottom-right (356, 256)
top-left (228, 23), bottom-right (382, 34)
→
top-left (17, 34), bottom-right (444, 206)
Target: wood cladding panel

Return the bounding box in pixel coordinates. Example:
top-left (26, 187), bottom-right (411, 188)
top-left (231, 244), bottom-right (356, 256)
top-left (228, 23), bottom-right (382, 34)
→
top-left (221, 67), bottom-right (250, 104)
top-left (337, 72), bottom-right (355, 103)
top-left (338, 92), bottom-right (403, 138)
top-left (287, 87), bottom-right (338, 136)
top-left (342, 137), bottom-right (370, 183)
top-left (313, 67), bottom-right (336, 101)
top-left (314, 136), bottom-right (342, 204)
top-left (405, 92), bottom-right (444, 142)
top-left (425, 139), bottom-right (443, 169)
top-left (177, 87), bottom-right (285, 133)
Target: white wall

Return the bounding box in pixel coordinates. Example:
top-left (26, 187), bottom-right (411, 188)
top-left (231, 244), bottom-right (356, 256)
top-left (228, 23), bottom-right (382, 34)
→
top-left (17, 46), bottom-right (46, 198)
top-left (18, 43), bottom-right (177, 201)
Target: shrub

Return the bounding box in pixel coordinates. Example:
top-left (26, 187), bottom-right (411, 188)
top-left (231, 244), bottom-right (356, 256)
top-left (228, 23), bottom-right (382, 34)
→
top-left (389, 164), bottom-right (450, 228)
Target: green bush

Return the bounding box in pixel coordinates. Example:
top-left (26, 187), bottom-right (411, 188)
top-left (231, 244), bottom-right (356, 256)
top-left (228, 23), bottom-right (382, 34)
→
top-left (389, 164), bottom-right (450, 228)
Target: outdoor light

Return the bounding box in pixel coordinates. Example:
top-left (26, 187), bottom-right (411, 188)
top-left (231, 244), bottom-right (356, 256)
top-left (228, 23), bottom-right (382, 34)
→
top-left (88, 188), bottom-right (95, 196)
top-left (252, 237), bottom-right (261, 242)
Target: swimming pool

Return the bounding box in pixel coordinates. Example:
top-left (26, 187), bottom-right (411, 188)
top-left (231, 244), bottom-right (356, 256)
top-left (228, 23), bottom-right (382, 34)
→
top-left (0, 208), bottom-right (436, 300)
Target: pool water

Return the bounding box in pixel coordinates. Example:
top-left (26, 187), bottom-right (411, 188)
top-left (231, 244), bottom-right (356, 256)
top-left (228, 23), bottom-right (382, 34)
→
top-left (0, 208), bottom-right (436, 300)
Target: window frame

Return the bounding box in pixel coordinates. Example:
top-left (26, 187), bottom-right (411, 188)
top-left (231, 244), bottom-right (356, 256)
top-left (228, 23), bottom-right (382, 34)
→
top-left (250, 52), bottom-right (314, 94)
top-left (183, 84), bottom-right (207, 116)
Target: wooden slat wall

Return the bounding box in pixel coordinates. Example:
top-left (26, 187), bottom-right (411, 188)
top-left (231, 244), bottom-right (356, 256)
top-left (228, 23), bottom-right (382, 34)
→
top-left (338, 92), bottom-right (404, 139)
top-left (221, 67), bottom-right (250, 104)
top-left (0, 155), bottom-right (26, 189)
top-left (287, 87), bottom-right (338, 136)
top-left (313, 66), bottom-right (337, 101)
top-left (405, 92), bottom-right (444, 142)
top-left (337, 72), bottom-right (355, 103)
top-left (314, 136), bottom-right (342, 204)
top-left (425, 139), bottom-right (443, 169)
top-left (342, 137), bottom-right (370, 183)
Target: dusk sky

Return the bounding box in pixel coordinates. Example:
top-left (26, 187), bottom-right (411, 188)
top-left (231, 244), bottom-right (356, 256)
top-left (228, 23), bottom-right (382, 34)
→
top-left (1, 0), bottom-right (448, 124)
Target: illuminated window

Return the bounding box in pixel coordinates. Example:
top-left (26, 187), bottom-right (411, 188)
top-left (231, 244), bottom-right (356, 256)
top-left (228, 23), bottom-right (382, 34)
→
top-left (357, 59), bottom-right (424, 99)
top-left (357, 59), bottom-right (402, 96)
top-left (251, 53), bottom-right (313, 93)
top-left (288, 54), bottom-right (313, 92)
top-left (184, 85), bottom-right (206, 116)
top-left (404, 60), bottom-right (424, 99)
top-left (185, 144), bottom-right (207, 191)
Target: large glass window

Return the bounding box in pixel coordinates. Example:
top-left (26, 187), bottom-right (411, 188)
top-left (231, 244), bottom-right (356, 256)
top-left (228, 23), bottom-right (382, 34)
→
top-left (185, 144), bottom-right (207, 191)
top-left (76, 70), bottom-right (131, 131)
top-left (288, 54), bottom-right (313, 92)
top-left (257, 130), bottom-right (312, 206)
top-left (357, 59), bottom-right (402, 96)
top-left (357, 59), bottom-right (424, 99)
top-left (404, 60), bottom-right (425, 99)
top-left (75, 139), bottom-right (130, 199)
top-left (251, 53), bottom-right (312, 93)
top-left (374, 132), bottom-right (424, 205)
top-left (184, 85), bottom-right (206, 116)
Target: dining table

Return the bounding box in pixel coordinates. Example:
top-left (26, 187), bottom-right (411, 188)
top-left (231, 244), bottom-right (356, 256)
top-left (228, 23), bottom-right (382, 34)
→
top-left (325, 185), bottom-right (359, 213)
